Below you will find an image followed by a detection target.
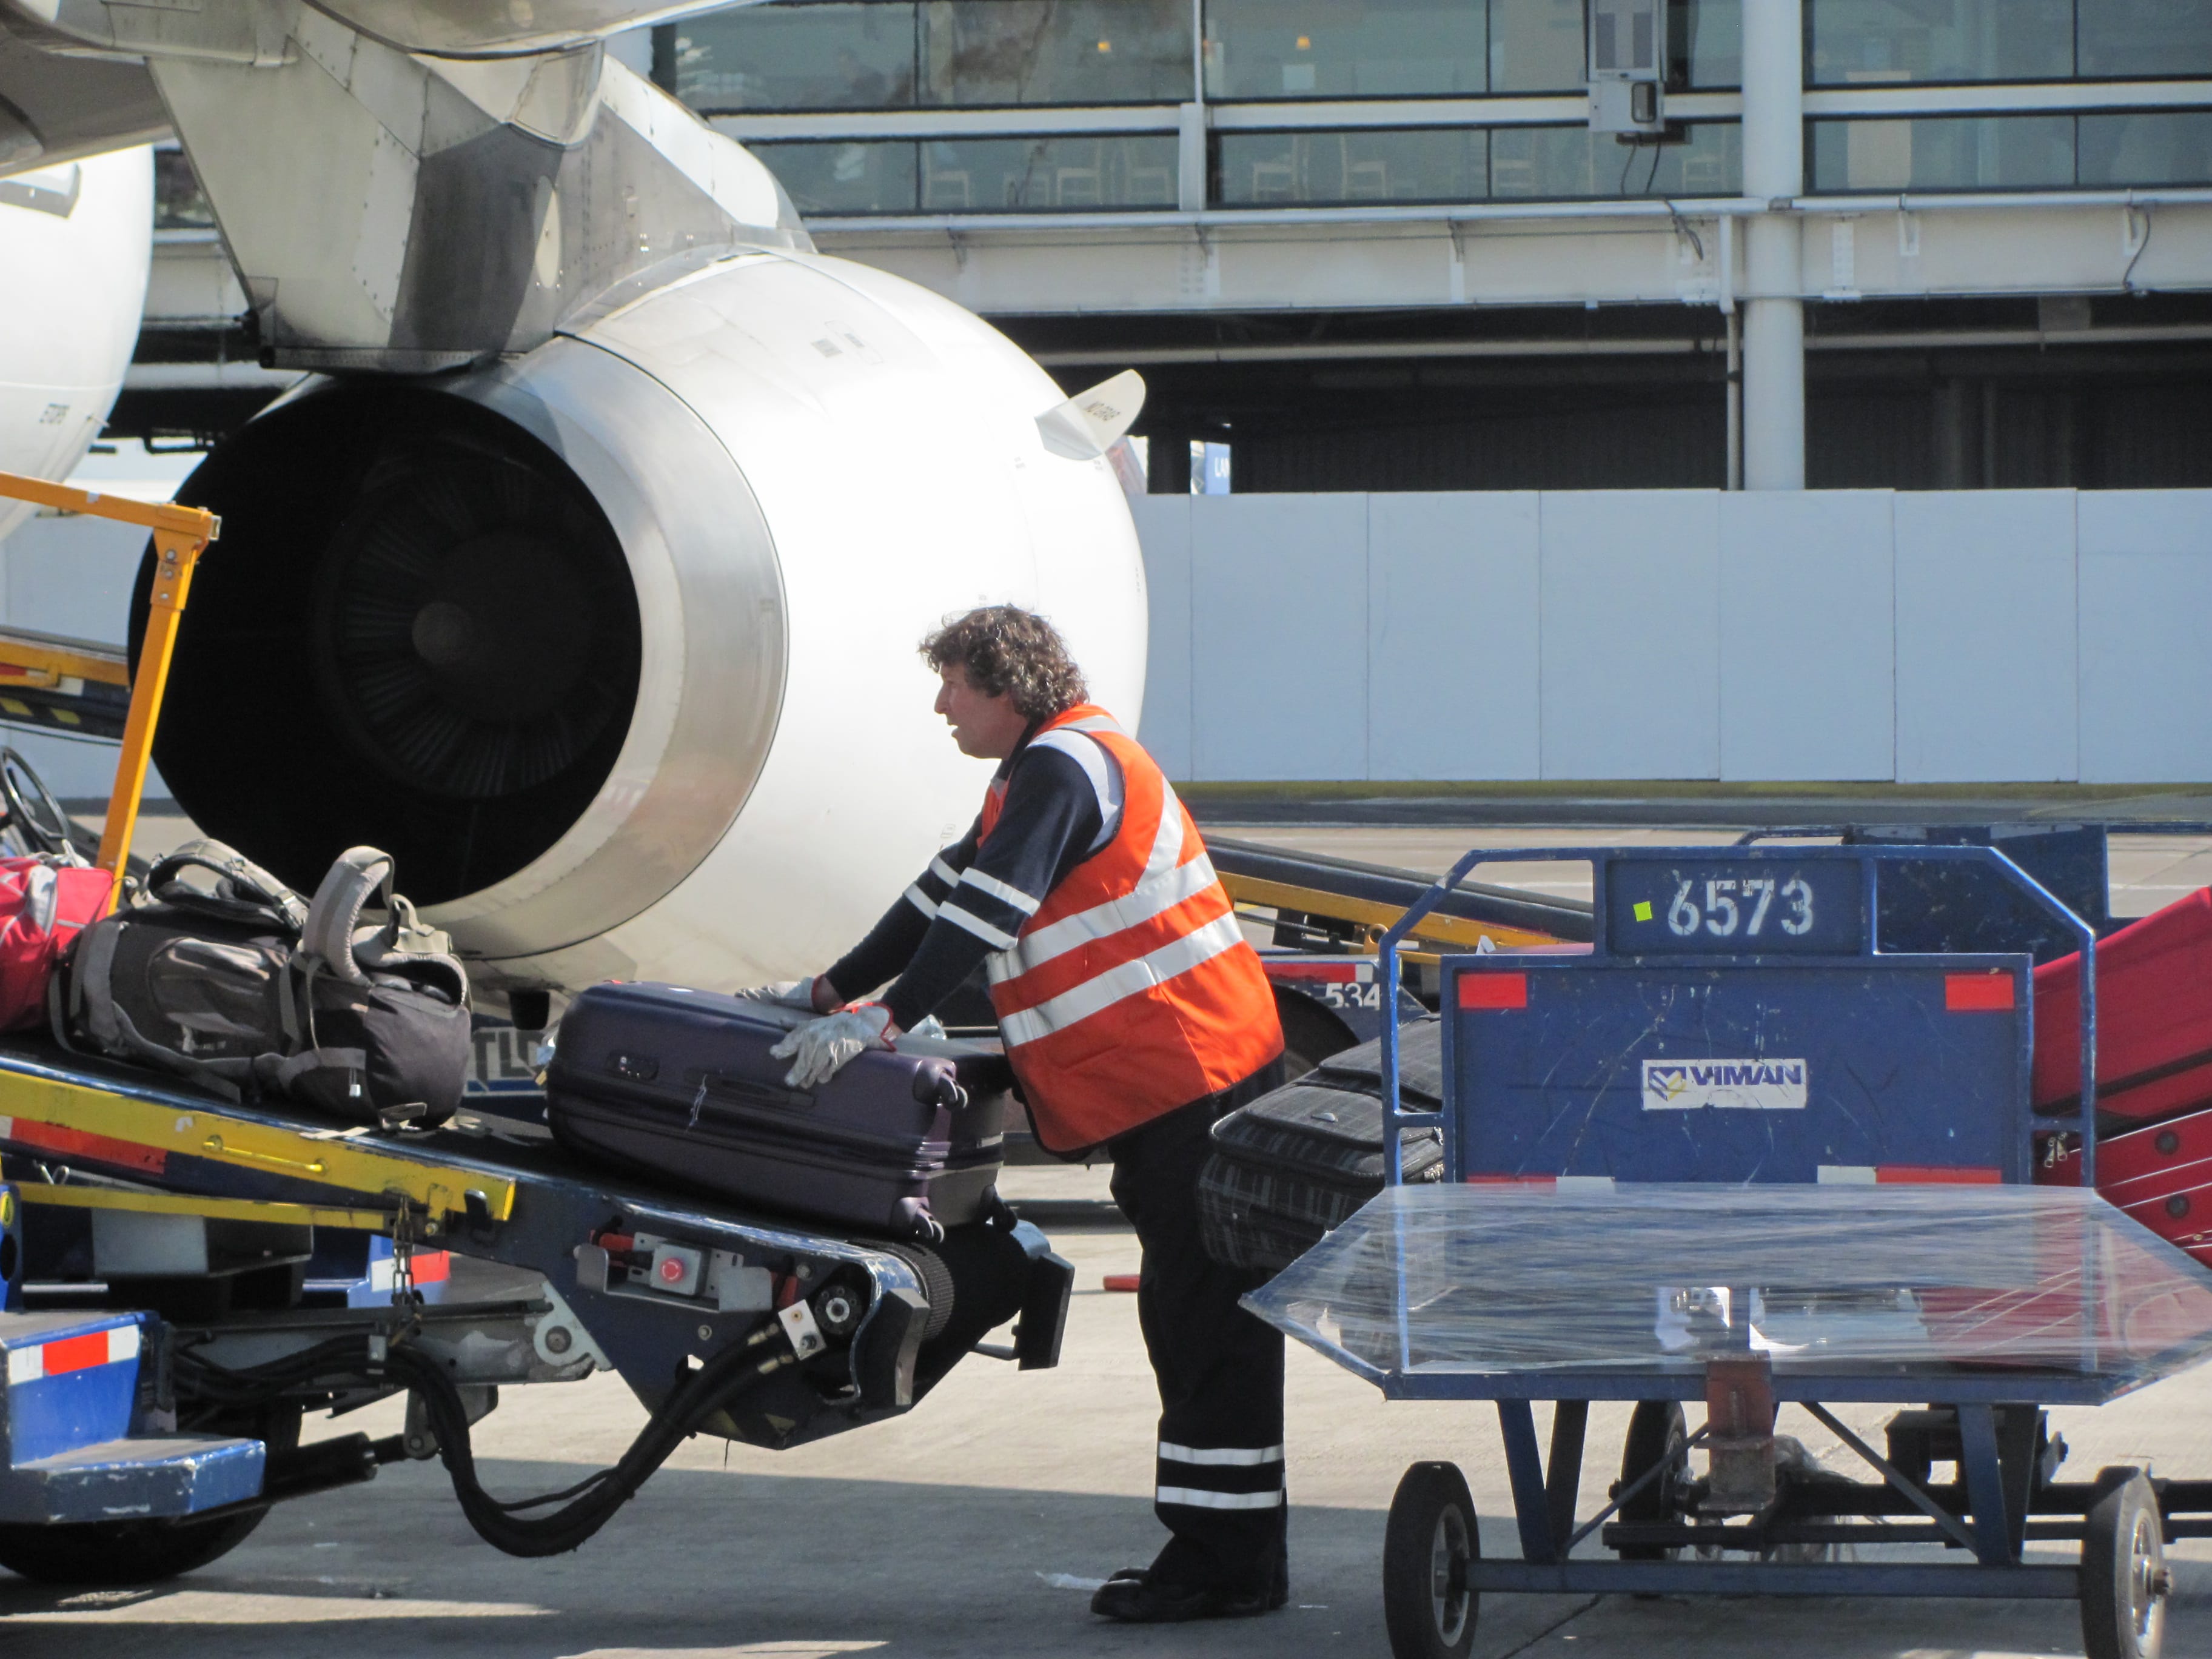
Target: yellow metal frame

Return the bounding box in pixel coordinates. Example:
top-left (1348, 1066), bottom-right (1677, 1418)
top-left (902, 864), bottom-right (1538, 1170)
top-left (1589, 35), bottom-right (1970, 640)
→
top-left (0, 632), bottom-right (129, 691)
top-left (1221, 871), bottom-right (1563, 954)
top-left (0, 469), bottom-right (218, 889)
top-left (15, 1182), bottom-right (398, 1233)
top-left (0, 1070), bottom-right (515, 1235)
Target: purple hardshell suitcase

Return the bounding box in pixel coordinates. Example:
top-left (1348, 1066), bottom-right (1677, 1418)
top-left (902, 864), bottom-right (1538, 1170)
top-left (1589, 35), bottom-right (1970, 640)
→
top-left (545, 982), bottom-right (1009, 1241)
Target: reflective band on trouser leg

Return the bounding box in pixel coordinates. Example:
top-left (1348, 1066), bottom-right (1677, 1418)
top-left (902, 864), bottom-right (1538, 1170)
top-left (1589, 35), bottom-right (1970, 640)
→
top-left (1156, 1443), bottom-right (1285, 1512)
top-left (1157, 1487), bottom-right (1284, 1510)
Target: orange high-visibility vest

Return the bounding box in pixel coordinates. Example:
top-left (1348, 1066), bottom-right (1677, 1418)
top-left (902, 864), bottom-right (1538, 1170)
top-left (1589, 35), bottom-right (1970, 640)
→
top-left (980, 705), bottom-right (1282, 1150)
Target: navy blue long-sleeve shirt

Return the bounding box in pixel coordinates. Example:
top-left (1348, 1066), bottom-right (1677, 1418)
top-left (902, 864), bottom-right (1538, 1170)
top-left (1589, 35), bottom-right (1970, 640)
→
top-left (825, 723), bottom-right (1124, 1032)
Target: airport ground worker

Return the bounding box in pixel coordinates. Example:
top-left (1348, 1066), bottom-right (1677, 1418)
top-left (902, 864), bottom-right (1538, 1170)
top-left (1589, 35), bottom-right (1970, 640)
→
top-left (748, 605), bottom-right (1289, 1623)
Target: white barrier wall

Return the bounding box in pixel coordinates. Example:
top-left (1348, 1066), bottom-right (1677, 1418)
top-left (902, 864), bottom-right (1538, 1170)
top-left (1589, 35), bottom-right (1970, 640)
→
top-left (1130, 488), bottom-right (2212, 785)
top-left (0, 509), bottom-right (162, 800)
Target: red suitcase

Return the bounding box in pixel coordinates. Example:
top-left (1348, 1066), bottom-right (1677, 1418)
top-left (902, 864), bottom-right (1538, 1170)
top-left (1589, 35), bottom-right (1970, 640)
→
top-left (2037, 1105), bottom-right (2212, 1265)
top-left (2033, 887), bottom-right (2212, 1126)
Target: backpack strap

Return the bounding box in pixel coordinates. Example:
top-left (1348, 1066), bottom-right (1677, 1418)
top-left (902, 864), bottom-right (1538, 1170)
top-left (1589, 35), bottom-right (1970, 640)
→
top-left (145, 839), bottom-right (308, 934)
top-left (300, 848), bottom-right (394, 988)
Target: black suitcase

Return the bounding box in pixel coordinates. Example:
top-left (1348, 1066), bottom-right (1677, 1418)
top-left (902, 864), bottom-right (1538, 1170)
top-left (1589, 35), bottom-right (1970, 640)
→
top-left (545, 983), bottom-right (1009, 1242)
top-left (1198, 1019), bottom-right (1446, 1275)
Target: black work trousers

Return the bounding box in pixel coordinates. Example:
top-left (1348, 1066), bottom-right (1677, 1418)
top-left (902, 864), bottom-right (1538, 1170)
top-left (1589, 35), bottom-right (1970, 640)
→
top-left (1106, 1057), bottom-right (1289, 1595)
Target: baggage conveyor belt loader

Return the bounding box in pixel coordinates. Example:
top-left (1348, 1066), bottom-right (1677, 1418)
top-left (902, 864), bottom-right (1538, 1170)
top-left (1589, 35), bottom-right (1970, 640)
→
top-left (0, 469), bottom-right (1073, 1586)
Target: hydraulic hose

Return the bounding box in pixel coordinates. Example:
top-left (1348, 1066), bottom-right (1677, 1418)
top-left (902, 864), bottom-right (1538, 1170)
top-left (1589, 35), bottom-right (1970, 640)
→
top-left (378, 1321), bottom-right (794, 1557)
top-left (172, 1319), bottom-right (798, 1558)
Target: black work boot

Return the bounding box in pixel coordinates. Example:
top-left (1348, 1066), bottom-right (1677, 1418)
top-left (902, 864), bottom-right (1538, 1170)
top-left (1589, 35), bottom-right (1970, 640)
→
top-left (1090, 1567), bottom-right (1287, 1623)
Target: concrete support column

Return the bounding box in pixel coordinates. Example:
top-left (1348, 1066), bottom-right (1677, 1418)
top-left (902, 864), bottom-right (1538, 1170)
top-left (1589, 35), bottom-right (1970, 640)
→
top-left (1740, 0), bottom-right (1805, 489)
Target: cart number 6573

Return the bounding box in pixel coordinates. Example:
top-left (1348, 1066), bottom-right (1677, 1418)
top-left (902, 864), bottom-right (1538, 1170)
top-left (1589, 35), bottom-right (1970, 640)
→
top-left (1667, 876), bottom-right (1813, 938)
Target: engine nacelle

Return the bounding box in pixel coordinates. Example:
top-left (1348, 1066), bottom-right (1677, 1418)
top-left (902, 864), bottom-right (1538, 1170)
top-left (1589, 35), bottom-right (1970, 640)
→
top-left (0, 147), bottom-right (152, 542)
top-left (154, 251), bottom-right (1147, 1005)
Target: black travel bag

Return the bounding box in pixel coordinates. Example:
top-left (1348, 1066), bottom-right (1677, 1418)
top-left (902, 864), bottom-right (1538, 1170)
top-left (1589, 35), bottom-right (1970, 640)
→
top-left (545, 982), bottom-right (1010, 1242)
top-left (1198, 1017), bottom-right (1446, 1275)
top-left (57, 841), bottom-right (472, 1127)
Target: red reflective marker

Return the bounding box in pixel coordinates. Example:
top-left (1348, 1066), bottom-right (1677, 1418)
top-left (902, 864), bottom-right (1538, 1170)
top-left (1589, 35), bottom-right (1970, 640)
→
top-left (1945, 973), bottom-right (2015, 1011)
top-left (1457, 973), bottom-right (1527, 1010)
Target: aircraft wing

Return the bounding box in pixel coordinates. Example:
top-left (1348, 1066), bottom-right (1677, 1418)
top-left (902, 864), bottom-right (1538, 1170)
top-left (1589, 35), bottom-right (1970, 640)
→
top-left (0, 20), bottom-right (166, 177)
top-left (304, 0), bottom-right (764, 57)
top-left (2, 0), bottom-right (763, 63)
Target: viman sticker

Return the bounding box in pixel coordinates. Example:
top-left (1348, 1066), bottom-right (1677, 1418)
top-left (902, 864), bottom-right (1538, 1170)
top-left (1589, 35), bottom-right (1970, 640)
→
top-left (1643, 1059), bottom-right (1808, 1111)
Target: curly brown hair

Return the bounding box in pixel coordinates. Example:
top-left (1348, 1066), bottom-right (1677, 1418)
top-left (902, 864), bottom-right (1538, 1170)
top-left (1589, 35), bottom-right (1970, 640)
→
top-left (920, 606), bottom-right (1088, 721)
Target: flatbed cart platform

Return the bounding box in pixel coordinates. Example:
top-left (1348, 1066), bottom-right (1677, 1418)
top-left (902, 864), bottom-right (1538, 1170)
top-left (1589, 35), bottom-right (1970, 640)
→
top-left (1241, 841), bottom-right (2212, 1659)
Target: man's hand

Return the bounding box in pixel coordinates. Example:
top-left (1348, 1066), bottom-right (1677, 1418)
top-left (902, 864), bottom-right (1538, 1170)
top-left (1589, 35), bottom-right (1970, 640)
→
top-left (770, 1002), bottom-right (900, 1089)
top-left (736, 977), bottom-right (840, 1013)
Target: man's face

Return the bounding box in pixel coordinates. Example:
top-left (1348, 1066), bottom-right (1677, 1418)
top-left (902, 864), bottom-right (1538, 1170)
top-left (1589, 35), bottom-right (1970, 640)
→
top-left (935, 665), bottom-right (1028, 760)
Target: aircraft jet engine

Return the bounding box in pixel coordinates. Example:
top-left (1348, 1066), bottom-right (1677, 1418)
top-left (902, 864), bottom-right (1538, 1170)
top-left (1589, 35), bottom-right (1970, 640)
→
top-left (0, 0), bottom-right (1150, 1008)
top-left (152, 250), bottom-right (1147, 1004)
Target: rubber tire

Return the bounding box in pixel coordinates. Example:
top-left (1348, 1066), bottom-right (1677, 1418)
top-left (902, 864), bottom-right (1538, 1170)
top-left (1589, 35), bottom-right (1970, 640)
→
top-left (0, 1507), bottom-right (270, 1585)
top-left (1275, 988), bottom-right (1357, 1082)
top-left (1616, 1399), bottom-right (1689, 1561)
top-left (2082, 1469), bottom-right (2167, 1659)
top-left (1383, 1460), bottom-right (1478, 1659)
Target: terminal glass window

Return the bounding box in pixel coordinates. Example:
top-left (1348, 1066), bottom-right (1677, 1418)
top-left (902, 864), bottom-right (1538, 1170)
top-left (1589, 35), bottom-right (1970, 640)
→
top-left (1489, 0), bottom-right (1584, 92)
top-left (1675, 0), bottom-right (1738, 88)
top-left (753, 135), bottom-right (1178, 210)
top-left (2078, 0), bottom-right (2212, 78)
top-left (1809, 115), bottom-right (2076, 190)
top-left (1203, 0), bottom-right (1487, 100)
top-left (918, 0), bottom-right (1194, 105)
top-left (1806, 0), bottom-right (2073, 85)
top-left (672, 2), bottom-right (918, 112)
top-left (1216, 127), bottom-right (1488, 203)
top-left (1490, 121), bottom-right (1740, 196)
top-left (919, 133), bottom-right (1180, 205)
top-left (2079, 111), bottom-right (2212, 186)
top-left (750, 139), bottom-right (921, 211)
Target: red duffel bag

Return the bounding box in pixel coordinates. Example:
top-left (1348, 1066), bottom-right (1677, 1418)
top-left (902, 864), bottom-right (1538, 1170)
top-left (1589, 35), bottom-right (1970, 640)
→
top-left (2034, 887), bottom-right (2212, 1126)
top-left (0, 856), bottom-right (113, 1030)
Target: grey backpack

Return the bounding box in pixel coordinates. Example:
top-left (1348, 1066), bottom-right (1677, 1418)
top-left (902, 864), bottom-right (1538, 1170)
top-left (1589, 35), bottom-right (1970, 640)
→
top-left (59, 840), bottom-right (472, 1128)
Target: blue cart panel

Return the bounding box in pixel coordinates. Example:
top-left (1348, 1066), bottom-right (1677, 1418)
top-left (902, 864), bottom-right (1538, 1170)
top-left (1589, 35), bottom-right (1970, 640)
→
top-left (1444, 956), bottom-right (2033, 1185)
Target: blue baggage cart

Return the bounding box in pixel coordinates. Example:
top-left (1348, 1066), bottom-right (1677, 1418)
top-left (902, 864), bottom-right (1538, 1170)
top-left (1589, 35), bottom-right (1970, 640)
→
top-left (1247, 843), bottom-right (2212, 1659)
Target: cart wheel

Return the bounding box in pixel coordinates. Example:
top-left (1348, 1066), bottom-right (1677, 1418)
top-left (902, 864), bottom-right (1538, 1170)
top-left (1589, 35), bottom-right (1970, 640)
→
top-left (0, 1507), bottom-right (269, 1584)
top-left (2082, 1469), bottom-right (2168, 1659)
top-left (1615, 1399), bottom-right (1688, 1561)
top-left (1384, 1461), bottom-right (1478, 1659)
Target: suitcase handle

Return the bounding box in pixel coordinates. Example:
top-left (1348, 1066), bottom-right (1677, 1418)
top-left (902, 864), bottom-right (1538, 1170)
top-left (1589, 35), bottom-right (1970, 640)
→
top-left (913, 1067), bottom-right (968, 1113)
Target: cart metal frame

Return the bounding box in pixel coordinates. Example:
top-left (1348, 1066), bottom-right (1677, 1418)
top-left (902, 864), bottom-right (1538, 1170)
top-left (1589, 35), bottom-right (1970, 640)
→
top-left (1353, 842), bottom-right (2196, 1658)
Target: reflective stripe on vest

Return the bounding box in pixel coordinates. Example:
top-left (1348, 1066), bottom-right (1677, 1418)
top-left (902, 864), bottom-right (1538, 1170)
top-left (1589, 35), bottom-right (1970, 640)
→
top-left (980, 705), bottom-right (1282, 1148)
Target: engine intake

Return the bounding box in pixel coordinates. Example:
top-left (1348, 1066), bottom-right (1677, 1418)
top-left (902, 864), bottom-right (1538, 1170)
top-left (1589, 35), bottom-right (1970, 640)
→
top-left (146, 386), bottom-right (641, 904)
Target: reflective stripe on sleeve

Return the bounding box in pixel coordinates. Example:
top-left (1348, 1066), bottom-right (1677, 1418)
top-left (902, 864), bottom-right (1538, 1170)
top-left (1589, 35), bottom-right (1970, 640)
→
top-left (902, 883), bottom-right (939, 919)
top-left (1159, 1442), bottom-right (1284, 1467)
top-left (1156, 1486), bottom-right (1285, 1510)
top-left (928, 857), bottom-right (961, 887)
top-left (939, 902), bottom-right (1017, 950)
top-left (999, 910), bottom-right (1247, 1047)
top-left (959, 867), bottom-right (1041, 916)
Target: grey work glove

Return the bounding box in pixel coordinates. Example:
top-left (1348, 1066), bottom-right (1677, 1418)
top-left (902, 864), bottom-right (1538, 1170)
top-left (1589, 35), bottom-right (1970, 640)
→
top-left (736, 976), bottom-right (836, 1013)
top-left (770, 1002), bottom-right (899, 1090)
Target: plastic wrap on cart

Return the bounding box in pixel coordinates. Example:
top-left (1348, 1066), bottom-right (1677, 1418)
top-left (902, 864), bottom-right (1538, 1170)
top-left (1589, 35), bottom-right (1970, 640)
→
top-left (1244, 1184), bottom-right (2212, 1387)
